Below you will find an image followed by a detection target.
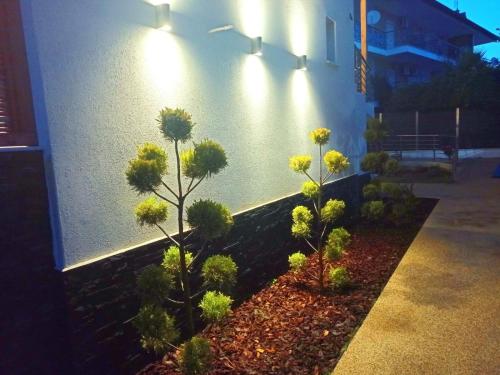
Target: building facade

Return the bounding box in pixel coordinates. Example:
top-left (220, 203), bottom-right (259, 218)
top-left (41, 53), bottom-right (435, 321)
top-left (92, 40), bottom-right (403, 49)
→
top-left (1, 0), bottom-right (370, 373)
top-left (354, 0), bottom-right (498, 95)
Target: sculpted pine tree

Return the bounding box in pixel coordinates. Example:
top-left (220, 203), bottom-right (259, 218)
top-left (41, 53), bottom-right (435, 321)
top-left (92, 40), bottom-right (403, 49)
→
top-left (288, 128), bottom-right (351, 291)
top-left (126, 108), bottom-right (236, 357)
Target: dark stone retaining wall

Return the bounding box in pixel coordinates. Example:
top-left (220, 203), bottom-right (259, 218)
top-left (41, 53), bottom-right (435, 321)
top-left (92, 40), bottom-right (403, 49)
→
top-left (62, 174), bottom-right (370, 375)
top-left (0, 151), bottom-right (70, 375)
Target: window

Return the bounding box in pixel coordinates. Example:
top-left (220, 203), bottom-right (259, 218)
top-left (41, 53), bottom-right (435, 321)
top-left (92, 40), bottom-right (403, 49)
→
top-left (0, 0), bottom-right (36, 146)
top-left (326, 17), bottom-right (337, 64)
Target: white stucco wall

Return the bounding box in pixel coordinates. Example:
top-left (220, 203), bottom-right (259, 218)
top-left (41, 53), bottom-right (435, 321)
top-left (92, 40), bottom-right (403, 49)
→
top-left (21, 0), bottom-right (368, 269)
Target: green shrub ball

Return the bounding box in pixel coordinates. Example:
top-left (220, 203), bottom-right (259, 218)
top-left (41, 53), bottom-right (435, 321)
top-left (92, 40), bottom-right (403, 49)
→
top-left (187, 200), bottom-right (233, 241)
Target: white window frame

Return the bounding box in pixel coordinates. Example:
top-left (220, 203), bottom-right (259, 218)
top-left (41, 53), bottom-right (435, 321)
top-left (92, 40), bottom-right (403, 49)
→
top-left (326, 16), bottom-right (338, 65)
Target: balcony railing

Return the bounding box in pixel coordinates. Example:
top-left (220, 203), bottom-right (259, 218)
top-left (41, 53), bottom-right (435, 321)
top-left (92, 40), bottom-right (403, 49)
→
top-left (355, 24), bottom-right (461, 61)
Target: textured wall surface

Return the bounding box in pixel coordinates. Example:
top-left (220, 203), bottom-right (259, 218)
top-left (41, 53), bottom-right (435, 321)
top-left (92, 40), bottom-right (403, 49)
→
top-left (0, 151), bottom-right (70, 374)
top-left (21, 0), bottom-right (368, 268)
top-left (62, 174), bottom-right (370, 374)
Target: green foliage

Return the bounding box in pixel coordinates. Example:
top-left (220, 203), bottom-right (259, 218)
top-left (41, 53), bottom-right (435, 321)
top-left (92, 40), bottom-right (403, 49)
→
top-left (323, 150), bottom-right (350, 174)
top-left (162, 246), bottom-right (194, 276)
top-left (158, 107), bottom-right (194, 143)
top-left (199, 291), bottom-right (233, 323)
top-left (321, 199), bottom-right (345, 223)
top-left (202, 255), bottom-right (237, 293)
top-left (364, 117), bottom-right (388, 144)
top-left (360, 152), bottom-right (389, 174)
top-left (182, 140), bottom-right (228, 178)
top-left (361, 200), bottom-right (385, 222)
top-left (309, 128), bottom-right (331, 145)
top-left (386, 52), bottom-right (500, 112)
top-left (133, 304), bottom-right (179, 355)
top-left (383, 158), bottom-right (399, 176)
top-left (292, 205), bottom-right (314, 224)
top-left (137, 265), bottom-right (174, 306)
top-left (126, 143), bottom-right (168, 193)
top-left (301, 181), bottom-right (319, 199)
top-left (289, 155), bottom-right (312, 173)
top-left (328, 267), bottom-right (350, 289)
top-left (325, 228), bottom-right (351, 261)
top-left (135, 197), bottom-right (168, 226)
top-left (389, 194), bottom-right (417, 226)
top-left (187, 200), bottom-right (233, 241)
top-left (380, 182), bottom-right (404, 200)
top-left (362, 183), bottom-right (380, 201)
top-left (179, 336), bottom-right (212, 375)
top-left (288, 252), bottom-right (307, 272)
top-left (291, 206), bottom-right (313, 239)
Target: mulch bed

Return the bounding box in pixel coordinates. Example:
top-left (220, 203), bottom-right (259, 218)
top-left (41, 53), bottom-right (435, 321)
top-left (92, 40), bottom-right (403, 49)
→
top-left (139, 198), bottom-right (437, 375)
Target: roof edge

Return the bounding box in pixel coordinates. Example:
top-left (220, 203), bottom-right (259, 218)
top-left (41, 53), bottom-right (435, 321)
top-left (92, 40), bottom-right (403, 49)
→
top-left (422, 0), bottom-right (499, 44)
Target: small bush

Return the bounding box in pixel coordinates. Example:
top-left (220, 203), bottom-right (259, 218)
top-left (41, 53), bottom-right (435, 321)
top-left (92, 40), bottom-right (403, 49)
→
top-left (179, 336), bottom-right (212, 375)
top-left (380, 182), bottom-right (404, 200)
top-left (157, 107), bottom-right (194, 143)
top-left (288, 252), bottom-right (307, 272)
top-left (329, 267), bottom-right (350, 289)
top-left (362, 183), bottom-right (380, 201)
top-left (289, 155), bottom-right (312, 173)
top-left (383, 158), bottom-right (399, 176)
top-left (361, 200), bottom-right (385, 222)
top-left (202, 255), bottom-right (237, 293)
top-left (323, 150), bottom-right (350, 174)
top-left (321, 199), bottom-right (345, 223)
top-left (199, 291), bottom-right (233, 323)
top-left (301, 181), bottom-right (319, 199)
top-left (137, 265), bottom-right (174, 306)
top-left (187, 200), bottom-right (233, 241)
top-left (133, 304), bottom-right (179, 355)
top-left (162, 246), bottom-right (194, 276)
top-left (361, 152), bottom-right (389, 174)
top-left (135, 197), bottom-right (168, 226)
top-left (325, 228), bottom-right (351, 261)
top-left (309, 128), bottom-right (331, 145)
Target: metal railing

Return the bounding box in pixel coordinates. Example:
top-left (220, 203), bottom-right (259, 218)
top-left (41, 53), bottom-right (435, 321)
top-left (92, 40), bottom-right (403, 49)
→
top-left (354, 24), bottom-right (461, 61)
top-left (372, 134), bottom-right (457, 160)
top-left (354, 48), bottom-right (368, 93)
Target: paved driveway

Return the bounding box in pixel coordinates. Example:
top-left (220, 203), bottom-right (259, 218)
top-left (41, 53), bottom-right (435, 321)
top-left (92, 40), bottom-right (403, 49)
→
top-left (333, 158), bottom-right (500, 375)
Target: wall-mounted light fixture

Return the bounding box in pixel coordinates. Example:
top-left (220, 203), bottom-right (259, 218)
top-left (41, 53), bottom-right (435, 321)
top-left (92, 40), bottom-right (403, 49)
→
top-left (296, 55), bottom-right (307, 70)
top-left (251, 36), bottom-right (263, 55)
top-left (155, 3), bottom-right (171, 31)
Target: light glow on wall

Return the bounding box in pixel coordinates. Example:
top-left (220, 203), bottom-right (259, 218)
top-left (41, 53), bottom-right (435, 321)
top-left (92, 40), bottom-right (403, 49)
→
top-left (291, 69), bottom-right (311, 114)
top-left (242, 55), bottom-right (268, 109)
top-left (142, 30), bottom-right (186, 103)
top-left (239, 0), bottom-right (265, 38)
top-left (288, 0), bottom-right (309, 57)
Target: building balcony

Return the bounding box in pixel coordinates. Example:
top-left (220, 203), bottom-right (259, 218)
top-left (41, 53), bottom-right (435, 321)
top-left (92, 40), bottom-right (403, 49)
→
top-left (355, 24), bottom-right (461, 63)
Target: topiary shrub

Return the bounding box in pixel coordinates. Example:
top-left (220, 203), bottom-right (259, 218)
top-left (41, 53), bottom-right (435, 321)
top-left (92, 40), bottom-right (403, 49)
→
top-left (383, 158), bottom-right (399, 176)
top-left (361, 151), bottom-right (389, 175)
top-left (328, 267), bottom-right (350, 289)
top-left (362, 183), bottom-right (380, 201)
top-left (361, 200), bottom-right (385, 222)
top-left (132, 304), bottom-right (179, 355)
top-left (127, 107), bottom-right (237, 360)
top-left (288, 127), bottom-right (351, 291)
top-left (201, 255), bottom-right (237, 293)
top-left (288, 252), bottom-right (308, 272)
top-left (199, 291), bottom-right (233, 323)
top-left (179, 336), bottom-right (213, 375)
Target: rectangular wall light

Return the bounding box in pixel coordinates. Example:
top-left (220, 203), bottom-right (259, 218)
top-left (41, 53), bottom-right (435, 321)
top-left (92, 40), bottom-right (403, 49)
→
top-left (251, 36), bottom-right (263, 55)
top-left (155, 3), bottom-right (171, 31)
top-left (296, 55), bottom-right (307, 70)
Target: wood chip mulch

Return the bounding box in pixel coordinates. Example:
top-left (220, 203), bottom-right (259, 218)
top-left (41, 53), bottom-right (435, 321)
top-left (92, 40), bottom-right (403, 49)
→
top-left (138, 198), bottom-right (437, 375)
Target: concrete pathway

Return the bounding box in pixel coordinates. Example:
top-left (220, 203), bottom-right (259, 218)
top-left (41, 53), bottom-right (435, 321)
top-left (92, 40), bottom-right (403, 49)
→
top-left (333, 158), bottom-right (500, 375)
